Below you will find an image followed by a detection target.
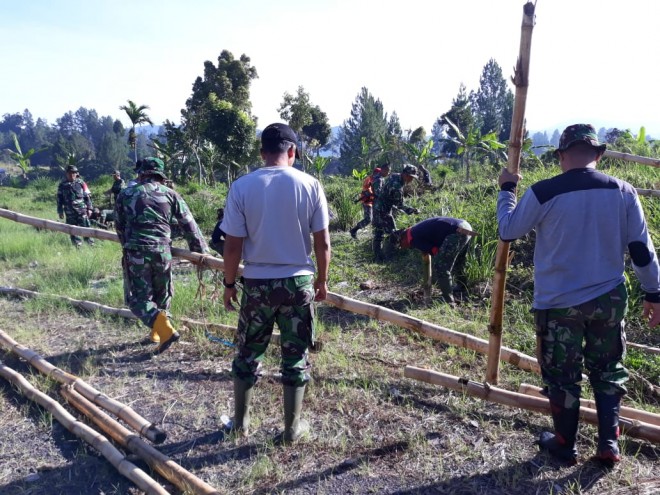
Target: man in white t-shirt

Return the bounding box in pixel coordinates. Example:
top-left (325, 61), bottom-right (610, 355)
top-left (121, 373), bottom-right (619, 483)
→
top-left (221, 122), bottom-right (331, 443)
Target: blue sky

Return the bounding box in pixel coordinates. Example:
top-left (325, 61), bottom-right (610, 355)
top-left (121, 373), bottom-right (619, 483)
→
top-left (3, 0), bottom-right (660, 137)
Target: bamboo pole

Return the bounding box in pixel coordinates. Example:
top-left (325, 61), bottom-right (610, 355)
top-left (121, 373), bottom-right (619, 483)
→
top-left (627, 341), bottom-right (660, 355)
top-left (325, 292), bottom-right (541, 373)
top-left (61, 385), bottom-right (220, 495)
top-left (422, 254), bottom-right (432, 303)
top-left (0, 329), bottom-right (167, 444)
top-left (518, 383), bottom-right (660, 427)
top-left (486, 2), bottom-right (537, 385)
top-left (0, 362), bottom-right (169, 495)
top-left (635, 189), bottom-right (660, 198)
top-left (404, 365), bottom-right (660, 445)
top-left (604, 150), bottom-right (660, 168)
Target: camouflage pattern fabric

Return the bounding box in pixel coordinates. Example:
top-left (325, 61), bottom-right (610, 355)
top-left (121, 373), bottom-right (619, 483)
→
top-left (114, 179), bottom-right (207, 254)
top-left (124, 250), bottom-right (173, 327)
top-left (353, 203), bottom-right (373, 231)
top-left (110, 178), bottom-right (125, 202)
top-left (232, 275), bottom-right (315, 387)
top-left (535, 283), bottom-right (628, 410)
top-left (434, 232), bottom-right (471, 299)
top-left (372, 173), bottom-right (415, 251)
top-left (57, 178), bottom-right (93, 245)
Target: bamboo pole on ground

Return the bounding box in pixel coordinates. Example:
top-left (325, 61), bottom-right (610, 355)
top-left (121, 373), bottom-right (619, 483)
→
top-left (518, 383), bottom-right (660, 427)
top-left (404, 365), bottom-right (660, 445)
top-left (627, 341), bottom-right (660, 355)
top-left (422, 254), bottom-right (432, 303)
top-left (0, 362), bottom-right (169, 495)
top-left (0, 329), bottom-right (167, 444)
top-left (635, 189), bottom-right (660, 198)
top-left (486, 2), bottom-right (537, 385)
top-left (325, 292), bottom-right (541, 373)
top-left (61, 385), bottom-right (220, 495)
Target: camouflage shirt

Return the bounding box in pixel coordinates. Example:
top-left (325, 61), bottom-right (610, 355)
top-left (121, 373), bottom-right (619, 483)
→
top-left (114, 178), bottom-right (208, 254)
top-left (373, 173), bottom-right (415, 215)
top-left (110, 178), bottom-right (125, 198)
top-left (57, 178), bottom-right (93, 215)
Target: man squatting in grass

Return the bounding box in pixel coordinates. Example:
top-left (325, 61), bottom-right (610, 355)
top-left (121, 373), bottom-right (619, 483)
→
top-left (349, 163), bottom-right (390, 239)
top-left (497, 124), bottom-right (660, 466)
top-left (391, 217), bottom-right (477, 304)
top-left (221, 123), bottom-right (331, 443)
top-left (372, 164), bottom-right (420, 261)
top-left (114, 157), bottom-right (208, 354)
top-left (57, 164), bottom-right (95, 247)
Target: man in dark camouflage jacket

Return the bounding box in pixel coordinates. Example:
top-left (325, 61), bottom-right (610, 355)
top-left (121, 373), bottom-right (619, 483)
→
top-left (57, 165), bottom-right (94, 247)
top-left (372, 164), bottom-right (419, 261)
top-left (115, 157), bottom-right (208, 354)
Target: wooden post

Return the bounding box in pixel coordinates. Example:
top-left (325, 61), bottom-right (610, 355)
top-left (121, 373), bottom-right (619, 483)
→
top-left (405, 366), bottom-right (660, 445)
top-left (422, 253), bottom-right (432, 303)
top-left (486, 1), bottom-right (536, 385)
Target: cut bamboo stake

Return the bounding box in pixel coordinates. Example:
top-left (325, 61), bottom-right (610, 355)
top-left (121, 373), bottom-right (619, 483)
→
top-left (0, 362), bottom-right (169, 495)
top-left (422, 254), bottom-right (432, 303)
top-left (518, 383), bottom-right (660, 427)
top-left (405, 365), bottom-right (660, 445)
top-left (0, 329), bottom-right (167, 444)
top-left (486, 1), bottom-right (537, 385)
top-left (61, 385), bottom-right (219, 495)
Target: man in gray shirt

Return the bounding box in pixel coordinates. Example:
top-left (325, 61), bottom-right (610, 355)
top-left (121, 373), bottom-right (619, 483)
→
top-left (221, 123), bottom-right (331, 443)
top-left (498, 124), bottom-right (660, 466)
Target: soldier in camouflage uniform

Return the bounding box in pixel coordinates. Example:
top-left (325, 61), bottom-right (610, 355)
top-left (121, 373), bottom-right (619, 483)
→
top-left (221, 123), bottom-right (330, 443)
top-left (57, 165), bottom-right (95, 247)
top-left (115, 157), bottom-right (208, 354)
top-left (106, 170), bottom-right (125, 205)
top-left (372, 164), bottom-right (419, 261)
top-left (392, 217), bottom-right (477, 303)
top-left (498, 124), bottom-right (660, 466)
top-left (349, 163), bottom-right (390, 239)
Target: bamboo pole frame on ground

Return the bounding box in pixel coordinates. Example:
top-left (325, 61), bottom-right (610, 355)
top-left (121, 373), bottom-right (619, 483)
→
top-left (0, 362), bottom-right (169, 495)
top-left (518, 383), bottom-right (660, 427)
top-left (405, 365), bottom-right (660, 445)
top-left (0, 329), bottom-right (167, 444)
top-left (61, 385), bottom-right (220, 495)
top-left (486, 2), bottom-right (536, 385)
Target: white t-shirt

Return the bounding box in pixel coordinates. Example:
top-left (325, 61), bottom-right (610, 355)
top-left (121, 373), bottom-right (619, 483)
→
top-left (220, 165), bottom-right (329, 279)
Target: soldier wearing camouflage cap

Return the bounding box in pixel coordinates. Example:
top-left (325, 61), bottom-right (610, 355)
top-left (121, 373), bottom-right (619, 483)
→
top-left (57, 164), bottom-right (95, 247)
top-left (497, 123), bottom-right (660, 466)
top-left (371, 164), bottom-right (419, 261)
top-left (114, 156), bottom-right (208, 354)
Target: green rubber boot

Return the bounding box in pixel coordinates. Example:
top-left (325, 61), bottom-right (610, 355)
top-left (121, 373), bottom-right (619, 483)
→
top-left (282, 385), bottom-right (309, 443)
top-left (232, 378), bottom-right (254, 437)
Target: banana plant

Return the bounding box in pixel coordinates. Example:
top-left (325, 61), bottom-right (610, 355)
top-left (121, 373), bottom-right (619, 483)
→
top-left (6, 133), bottom-right (47, 179)
top-left (404, 139), bottom-right (437, 185)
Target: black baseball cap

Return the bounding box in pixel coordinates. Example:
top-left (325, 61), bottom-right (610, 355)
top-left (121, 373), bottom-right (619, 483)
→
top-left (261, 123), bottom-right (300, 158)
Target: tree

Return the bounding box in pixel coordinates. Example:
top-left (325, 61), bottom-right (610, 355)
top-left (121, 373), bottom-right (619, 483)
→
top-left (443, 117), bottom-right (506, 181)
top-left (470, 59), bottom-right (514, 141)
top-left (550, 129), bottom-right (561, 148)
top-left (182, 50), bottom-right (258, 183)
top-left (434, 83), bottom-right (475, 156)
top-left (119, 100), bottom-right (153, 162)
top-left (303, 105), bottom-right (331, 154)
top-left (339, 87), bottom-right (391, 172)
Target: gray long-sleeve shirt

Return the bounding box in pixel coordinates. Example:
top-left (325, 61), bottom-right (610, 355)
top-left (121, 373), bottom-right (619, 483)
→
top-left (497, 167), bottom-right (660, 309)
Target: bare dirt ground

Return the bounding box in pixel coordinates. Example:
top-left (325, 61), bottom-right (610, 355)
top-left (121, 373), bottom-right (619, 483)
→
top-left (0, 266), bottom-right (659, 495)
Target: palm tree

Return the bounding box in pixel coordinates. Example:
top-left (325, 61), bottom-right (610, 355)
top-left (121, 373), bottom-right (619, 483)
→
top-left (119, 100), bottom-right (153, 162)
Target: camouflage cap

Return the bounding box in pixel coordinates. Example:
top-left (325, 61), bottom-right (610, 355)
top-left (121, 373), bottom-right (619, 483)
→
top-left (65, 165), bottom-right (79, 173)
top-left (139, 157), bottom-right (167, 179)
top-left (401, 164), bottom-right (419, 178)
top-left (556, 124), bottom-right (606, 154)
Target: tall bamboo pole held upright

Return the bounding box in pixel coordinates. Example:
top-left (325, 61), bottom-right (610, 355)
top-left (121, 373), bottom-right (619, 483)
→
top-left (486, 2), bottom-right (537, 385)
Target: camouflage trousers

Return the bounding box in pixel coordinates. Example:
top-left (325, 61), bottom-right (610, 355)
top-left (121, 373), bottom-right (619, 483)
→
top-left (124, 250), bottom-right (173, 328)
top-left (64, 209), bottom-right (92, 245)
top-left (352, 204), bottom-right (373, 232)
top-left (233, 275), bottom-right (315, 387)
top-left (372, 208), bottom-right (396, 244)
top-left (534, 283), bottom-right (628, 410)
top-left (434, 232), bottom-right (471, 300)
